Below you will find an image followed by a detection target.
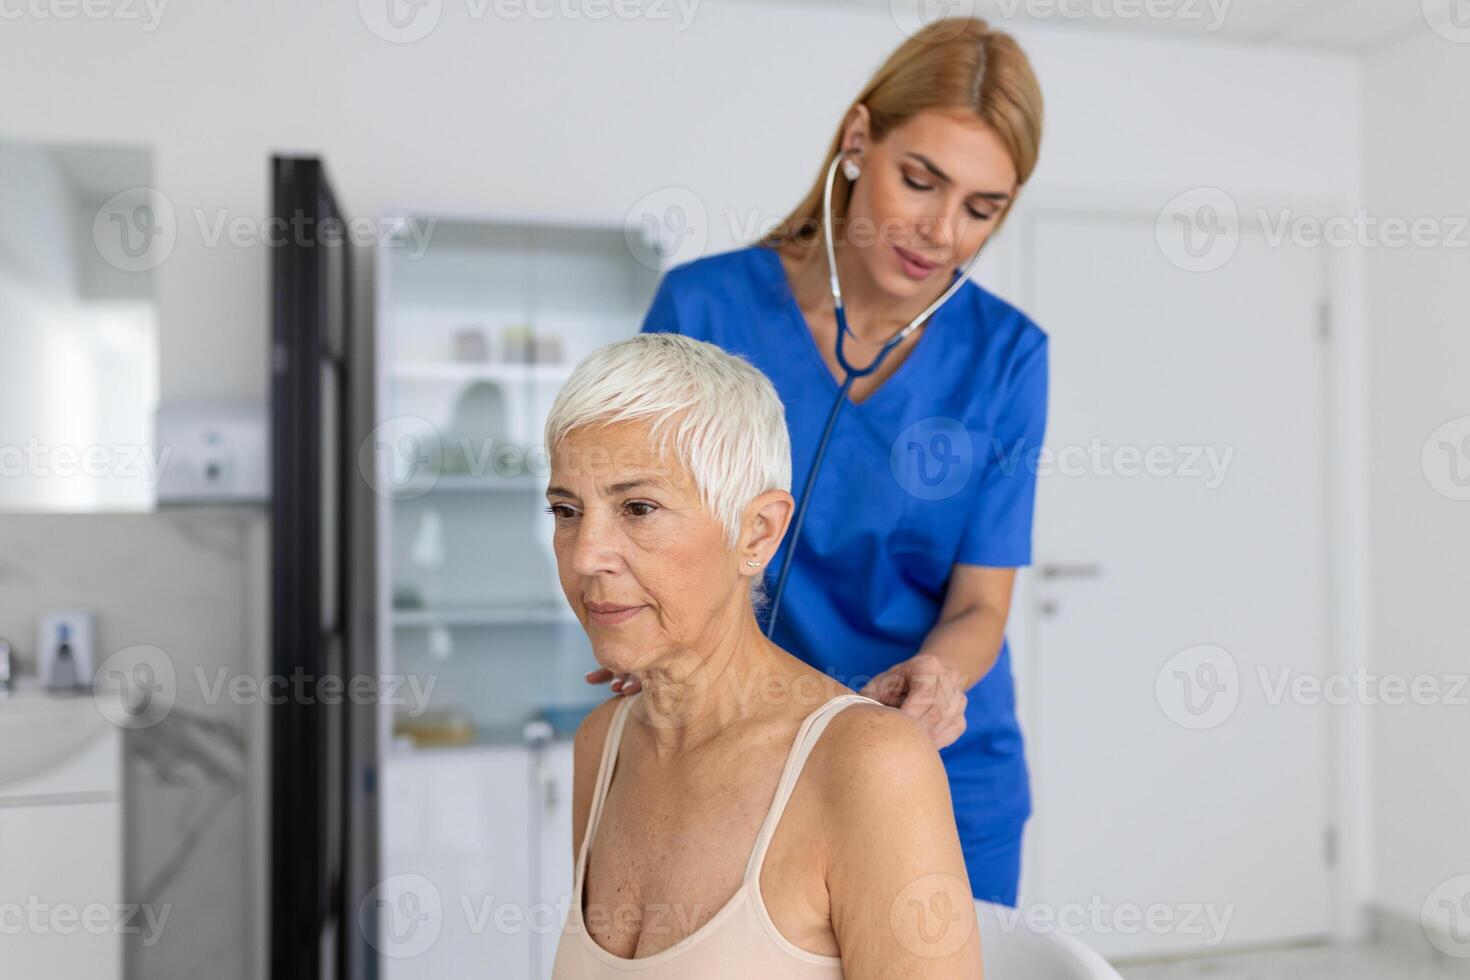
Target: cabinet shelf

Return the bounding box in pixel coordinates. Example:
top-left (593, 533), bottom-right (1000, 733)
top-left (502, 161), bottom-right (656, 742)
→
top-left (397, 472), bottom-right (546, 494)
top-left (392, 602), bottom-right (574, 627)
top-left (393, 361), bottom-right (573, 384)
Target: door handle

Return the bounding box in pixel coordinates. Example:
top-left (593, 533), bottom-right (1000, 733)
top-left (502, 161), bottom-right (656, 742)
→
top-left (1037, 562), bottom-right (1103, 580)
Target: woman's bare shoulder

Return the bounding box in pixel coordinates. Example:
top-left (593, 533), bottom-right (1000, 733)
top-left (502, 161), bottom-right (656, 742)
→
top-left (809, 701), bottom-right (984, 977)
top-left (811, 700), bottom-right (943, 798)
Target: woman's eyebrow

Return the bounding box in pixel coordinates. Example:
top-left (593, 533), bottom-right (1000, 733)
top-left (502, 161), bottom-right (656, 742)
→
top-left (904, 152), bottom-right (1012, 202)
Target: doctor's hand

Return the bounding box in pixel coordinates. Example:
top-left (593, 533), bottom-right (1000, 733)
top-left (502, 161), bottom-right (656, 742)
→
top-left (859, 653), bottom-right (968, 750)
top-left (585, 668), bottom-right (641, 696)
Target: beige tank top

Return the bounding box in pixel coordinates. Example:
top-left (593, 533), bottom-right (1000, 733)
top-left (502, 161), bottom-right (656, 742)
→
top-left (551, 690), bottom-right (879, 978)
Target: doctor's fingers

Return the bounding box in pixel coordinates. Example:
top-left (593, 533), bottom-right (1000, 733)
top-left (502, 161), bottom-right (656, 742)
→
top-left (903, 676), bottom-right (967, 730)
top-left (931, 713), bottom-right (968, 750)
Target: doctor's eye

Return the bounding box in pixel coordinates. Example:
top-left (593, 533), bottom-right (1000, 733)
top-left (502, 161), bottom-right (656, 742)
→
top-left (545, 504), bottom-right (576, 520)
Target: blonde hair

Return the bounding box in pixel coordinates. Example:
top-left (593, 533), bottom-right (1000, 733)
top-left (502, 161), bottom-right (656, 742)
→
top-left (759, 17), bottom-right (1044, 250)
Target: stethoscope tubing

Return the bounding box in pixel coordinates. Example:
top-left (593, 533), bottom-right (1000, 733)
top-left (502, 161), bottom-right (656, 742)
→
top-left (762, 148), bottom-right (988, 638)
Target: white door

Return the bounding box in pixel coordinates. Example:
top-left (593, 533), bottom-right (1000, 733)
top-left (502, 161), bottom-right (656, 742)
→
top-left (1022, 207), bottom-right (1335, 958)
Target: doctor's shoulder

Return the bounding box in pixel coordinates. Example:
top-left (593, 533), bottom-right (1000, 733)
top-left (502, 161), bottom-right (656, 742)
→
top-left (950, 280), bottom-right (1050, 398)
top-left (966, 279), bottom-right (1048, 352)
top-left (641, 245), bottom-right (771, 340)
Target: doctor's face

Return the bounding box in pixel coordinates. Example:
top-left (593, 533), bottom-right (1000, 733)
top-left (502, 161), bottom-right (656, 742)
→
top-left (544, 420), bottom-right (742, 679)
top-left (845, 107), bottom-right (1018, 299)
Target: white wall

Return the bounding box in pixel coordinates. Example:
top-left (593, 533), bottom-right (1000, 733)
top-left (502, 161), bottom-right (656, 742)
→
top-left (0, 2), bottom-right (1361, 403)
top-left (1361, 29), bottom-right (1470, 938)
top-left (0, 144), bottom-right (158, 511)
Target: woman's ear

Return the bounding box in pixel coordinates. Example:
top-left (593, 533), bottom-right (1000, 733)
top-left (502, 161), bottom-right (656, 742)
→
top-left (840, 102), bottom-right (872, 158)
top-left (740, 489), bottom-right (795, 570)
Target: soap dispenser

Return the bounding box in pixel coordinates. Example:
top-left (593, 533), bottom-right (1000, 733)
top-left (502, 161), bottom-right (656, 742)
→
top-left (37, 611), bottom-right (96, 690)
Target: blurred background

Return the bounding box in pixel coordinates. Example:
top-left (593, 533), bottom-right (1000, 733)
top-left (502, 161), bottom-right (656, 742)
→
top-left (0, 1), bottom-right (1466, 978)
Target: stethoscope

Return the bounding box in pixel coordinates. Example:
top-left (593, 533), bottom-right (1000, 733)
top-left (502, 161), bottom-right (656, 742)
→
top-left (762, 147), bottom-right (989, 638)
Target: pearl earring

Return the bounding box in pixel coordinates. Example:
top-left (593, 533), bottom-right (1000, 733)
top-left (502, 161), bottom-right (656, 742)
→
top-left (841, 158), bottom-right (861, 181)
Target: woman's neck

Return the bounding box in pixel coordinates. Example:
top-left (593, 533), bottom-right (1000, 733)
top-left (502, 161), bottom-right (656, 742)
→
top-left (628, 607), bottom-right (791, 761)
top-left (778, 237), bottom-right (949, 343)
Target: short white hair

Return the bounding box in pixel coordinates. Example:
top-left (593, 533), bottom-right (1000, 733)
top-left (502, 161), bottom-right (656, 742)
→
top-left (544, 333), bottom-right (791, 607)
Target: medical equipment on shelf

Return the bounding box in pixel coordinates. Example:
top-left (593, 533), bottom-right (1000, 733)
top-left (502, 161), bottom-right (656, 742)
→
top-left (763, 148), bottom-right (989, 638)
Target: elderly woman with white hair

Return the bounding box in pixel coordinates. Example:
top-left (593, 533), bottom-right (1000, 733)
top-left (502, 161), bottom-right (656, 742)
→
top-left (546, 332), bottom-right (983, 978)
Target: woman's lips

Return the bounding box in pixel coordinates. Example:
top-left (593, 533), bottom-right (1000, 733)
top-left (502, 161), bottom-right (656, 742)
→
top-left (587, 605), bottom-right (645, 626)
top-left (893, 244), bottom-right (940, 280)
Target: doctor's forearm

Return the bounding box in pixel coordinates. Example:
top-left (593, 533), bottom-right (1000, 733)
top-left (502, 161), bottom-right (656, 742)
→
top-left (918, 603), bottom-right (1009, 691)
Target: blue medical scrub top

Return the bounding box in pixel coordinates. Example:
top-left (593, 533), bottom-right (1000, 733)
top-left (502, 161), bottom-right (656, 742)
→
top-left (639, 244), bottom-right (1049, 904)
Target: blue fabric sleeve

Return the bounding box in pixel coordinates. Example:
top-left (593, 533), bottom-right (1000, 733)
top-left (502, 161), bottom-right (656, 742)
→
top-left (956, 332), bottom-right (1049, 567)
top-left (639, 267), bottom-right (684, 335)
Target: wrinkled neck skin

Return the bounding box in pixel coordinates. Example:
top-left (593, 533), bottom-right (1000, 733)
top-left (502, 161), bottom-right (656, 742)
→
top-left (627, 596), bottom-right (794, 763)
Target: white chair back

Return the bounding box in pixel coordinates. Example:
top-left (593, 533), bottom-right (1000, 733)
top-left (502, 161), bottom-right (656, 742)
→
top-left (976, 900), bottom-right (1125, 979)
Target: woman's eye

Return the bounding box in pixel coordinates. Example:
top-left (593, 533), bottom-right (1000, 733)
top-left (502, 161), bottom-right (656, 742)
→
top-left (626, 501), bottom-right (656, 518)
top-left (967, 205), bottom-right (998, 222)
top-left (544, 504), bottom-right (574, 520)
top-left (902, 173), bottom-right (932, 192)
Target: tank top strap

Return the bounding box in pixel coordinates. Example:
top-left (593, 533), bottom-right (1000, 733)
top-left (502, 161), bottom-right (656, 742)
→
top-left (742, 693), bottom-right (879, 883)
top-left (576, 692), bottom-right (641, 879)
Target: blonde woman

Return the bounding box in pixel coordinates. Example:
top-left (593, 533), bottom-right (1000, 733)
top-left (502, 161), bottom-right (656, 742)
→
top-left (547, 333), bottom-right (983, 976)
top-left (592, 17), bottom-right (1049, 909)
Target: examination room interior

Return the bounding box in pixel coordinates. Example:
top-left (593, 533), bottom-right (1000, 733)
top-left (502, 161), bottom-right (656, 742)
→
top-left (0, 0), bottom-right (1466, 978)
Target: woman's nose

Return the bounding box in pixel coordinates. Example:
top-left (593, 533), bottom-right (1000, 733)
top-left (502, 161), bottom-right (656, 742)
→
top-left (567, 512), bottom-right (622, 575)
top-left (916, 211), bottom-right (957, 251)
